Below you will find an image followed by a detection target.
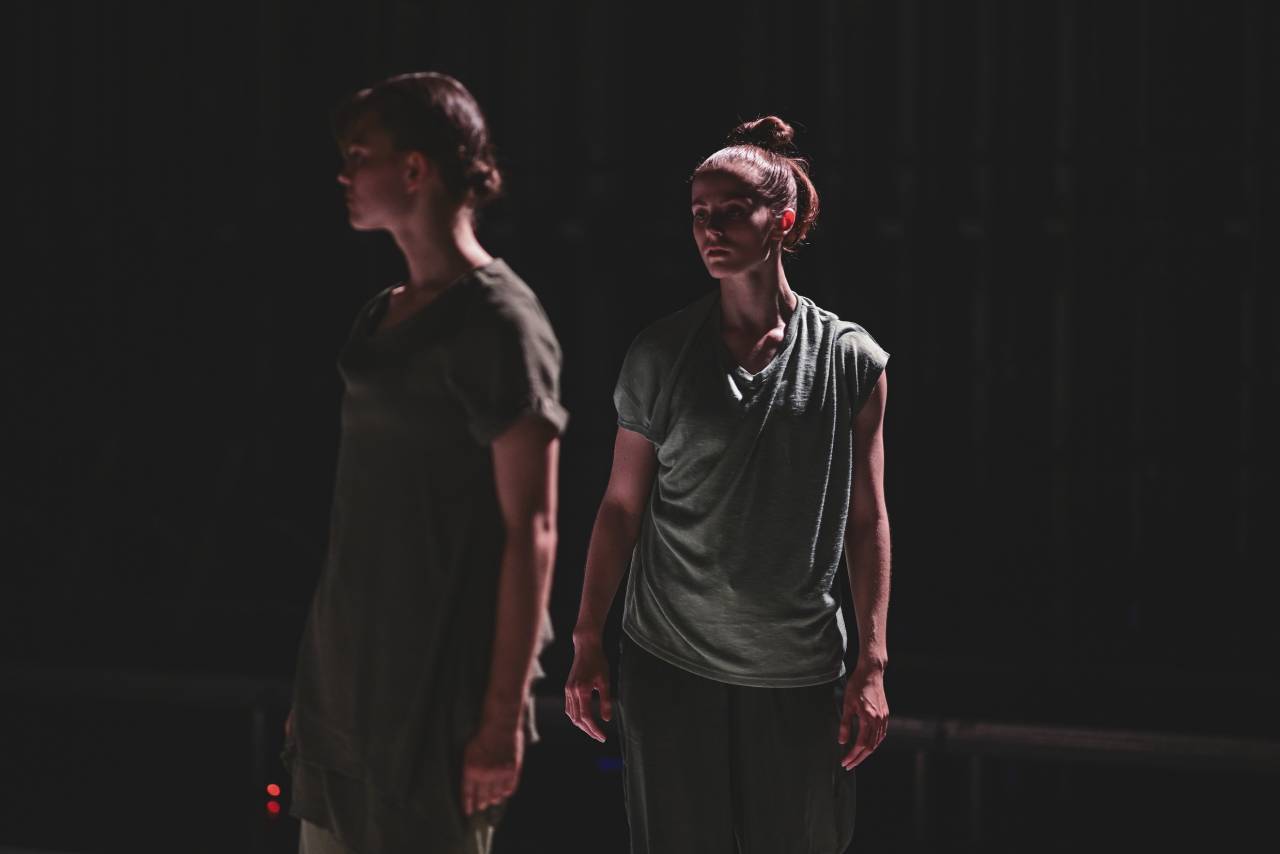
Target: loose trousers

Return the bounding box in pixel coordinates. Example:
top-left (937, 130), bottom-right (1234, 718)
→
top-left (615, 633), bottom-right (858, 854)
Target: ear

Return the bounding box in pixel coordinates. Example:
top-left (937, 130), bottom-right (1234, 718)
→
top-left (403, 151), bottom-right (430, 191)
top-left (777, 208), bottom-right (796, 237)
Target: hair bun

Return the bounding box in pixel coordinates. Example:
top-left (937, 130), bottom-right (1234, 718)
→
top-left (727, 116), bottom-right (795, 153)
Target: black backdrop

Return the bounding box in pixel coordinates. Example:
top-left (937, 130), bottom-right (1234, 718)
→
top-left (3, 1), bottom-right (1277, 851)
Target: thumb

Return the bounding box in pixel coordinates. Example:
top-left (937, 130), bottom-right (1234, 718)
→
top-left (838, 693), bottom-right (857, 744)
top-left (598, 678), bottom-right (613, 722)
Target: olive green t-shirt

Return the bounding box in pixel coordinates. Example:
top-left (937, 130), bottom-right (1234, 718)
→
top-left (289, 259), bottom-right (567, 852)
top-left (615, 289), bottom-right (889, 688)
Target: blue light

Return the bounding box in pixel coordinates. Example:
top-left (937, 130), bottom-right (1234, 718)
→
top-left (596, 756), bottom-right (624, 773)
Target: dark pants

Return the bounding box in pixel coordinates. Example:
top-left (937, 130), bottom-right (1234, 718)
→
top-left (615, 633), bottom-right (857, 854)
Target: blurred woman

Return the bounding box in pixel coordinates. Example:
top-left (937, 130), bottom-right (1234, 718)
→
top-left (566, 116), bottom-right (891, 853)
top-left (287, 72), bottom-right (567, 854)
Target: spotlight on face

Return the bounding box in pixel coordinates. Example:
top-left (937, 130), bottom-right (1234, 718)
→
top-left (690, 168), bottom-right (782, 279)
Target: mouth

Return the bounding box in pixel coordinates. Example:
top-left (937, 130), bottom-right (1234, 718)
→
top-left (704, 247), bottom-right (730, 257)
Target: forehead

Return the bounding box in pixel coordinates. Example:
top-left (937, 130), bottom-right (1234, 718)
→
top-left (339, 110), bottom-right (395, 149)
top-left (691, 167), bottom-right (762, 204)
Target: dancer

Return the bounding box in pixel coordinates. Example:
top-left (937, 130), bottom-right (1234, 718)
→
top-left (566, 116), bottom-right (891, 853)
top-left (285, 72), bottom-right (567, 854)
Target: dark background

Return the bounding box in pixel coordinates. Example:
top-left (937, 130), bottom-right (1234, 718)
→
top-left (3, 1), bottom-right (1277, 852)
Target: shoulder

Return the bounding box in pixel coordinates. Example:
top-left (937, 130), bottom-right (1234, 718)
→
top-left (467, 260), bottom-right (549, 323)
top-left (624, 290), bottom-right (718, 365)
top-left (459, 259), bottom-right (560, 347)
top-left (800, 297), bottom-right (889, 363)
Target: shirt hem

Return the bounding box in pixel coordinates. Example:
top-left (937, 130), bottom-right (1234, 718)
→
top-left (621, 623), bottom-right (843, 689)
top-left (616, 417), bottom-right (658, 444)
top-left (473, 395), bottom-right (569, 444)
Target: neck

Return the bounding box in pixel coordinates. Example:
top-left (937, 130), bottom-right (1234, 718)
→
top-left (389, 204), bottom-right (493, 295)
top-left (717, 251), bottom-right (796, 333)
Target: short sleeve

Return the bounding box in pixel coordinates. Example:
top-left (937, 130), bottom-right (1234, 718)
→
top-left (450, 303), bottom-right (570, 445)
top-left (613, 333), bottom-right (663, 443)
top-left (841, 325), bottom-right (890, 417)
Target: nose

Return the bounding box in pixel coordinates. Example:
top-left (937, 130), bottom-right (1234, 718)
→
top-left (337, 170), bottom-right (352, 187)
top-left (704, 211), bottom-right (731, 236)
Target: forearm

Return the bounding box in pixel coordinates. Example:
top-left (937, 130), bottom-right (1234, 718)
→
top-left (572, 500), bottom-right (642, 643)
top-left (845, 516), bottom-right (892, 669)
top-left (481, 516), bottom-right (557, 728)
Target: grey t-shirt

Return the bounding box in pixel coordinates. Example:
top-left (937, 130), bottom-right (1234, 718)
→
top-left (615, 289), bottom-right (889, 688)
top-left (289, 259), bottom-right (567, 852)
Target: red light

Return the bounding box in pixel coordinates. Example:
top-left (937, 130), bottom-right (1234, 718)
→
top-left (266, 783), bottom-right (281, 797)
top-left (266, 801), bottom-right (281, 815)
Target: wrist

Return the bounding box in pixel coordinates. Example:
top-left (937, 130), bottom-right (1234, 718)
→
top-left (480, 699), bottom-right (525, 732)
top-left (572, 624), bottom-right (603, 646)
top-left (856, 654), bottom-right (888, 673)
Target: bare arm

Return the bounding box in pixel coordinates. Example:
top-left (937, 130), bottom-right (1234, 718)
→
top-left (564, 426), bottom-right (658, 741)
top-left (460, 413), bottom-right (560, 815)
top-left (839, 370), bottom-right (891, 769)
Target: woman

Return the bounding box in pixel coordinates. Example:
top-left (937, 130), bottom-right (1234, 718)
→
top-left (566, 117), bottom-right (891, 853)
top-left (286, 72), bottom-right (568, 854)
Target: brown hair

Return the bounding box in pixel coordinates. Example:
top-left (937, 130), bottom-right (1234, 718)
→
top-left (333, 72), bottom-right (502, 207)
top-left (694, 116), bottom-right (820, 253)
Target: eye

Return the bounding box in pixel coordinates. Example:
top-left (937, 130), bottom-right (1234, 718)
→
top-left (692, 210), bottom-right (708, 223)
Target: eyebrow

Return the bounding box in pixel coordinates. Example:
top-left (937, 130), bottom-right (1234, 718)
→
top-left (691, 195), bottom-right (753, 206)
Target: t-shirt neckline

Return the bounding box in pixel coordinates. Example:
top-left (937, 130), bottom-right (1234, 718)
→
top-left (365, 257), bottom-right (506, 340)
top-left (711, 290), bottom-right (804, 382)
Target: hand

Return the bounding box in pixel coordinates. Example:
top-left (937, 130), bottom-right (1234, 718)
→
top-left (460, 719), bottom-right (524, 816)
top-left (838, 661), bottom-right (889, 770)
top-left (564, 639), bottom-right (613, 742)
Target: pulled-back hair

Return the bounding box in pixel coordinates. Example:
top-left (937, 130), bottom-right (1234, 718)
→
top-left (333, 72), bottom-right (502, 207)
top-left (694, 116), bottom-right (820, 253)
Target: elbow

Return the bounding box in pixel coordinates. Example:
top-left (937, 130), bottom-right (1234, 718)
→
top-left (598, 495), bottom-right (644, 537)
top-left (505, 512), bottom-right (558, 566)
top-left (848, 511), bottom-right (890, 538)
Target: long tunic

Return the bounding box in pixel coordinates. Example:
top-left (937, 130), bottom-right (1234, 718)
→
top-left (288, 259), bottom-right (568, 852)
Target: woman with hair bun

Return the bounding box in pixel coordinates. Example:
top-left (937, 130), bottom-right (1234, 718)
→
top-left (567, 117), bottom-right (891, 852)
top-left (285, 72), bottom-right (568, 854)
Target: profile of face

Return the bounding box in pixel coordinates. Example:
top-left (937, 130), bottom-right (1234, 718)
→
top-left (691, 167), bottom-right (794, 278)
top-left (336, 111), bottom-right (419, 231)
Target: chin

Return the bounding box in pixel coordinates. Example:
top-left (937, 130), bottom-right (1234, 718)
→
top-left (703, 257), bottom-right (746, 278)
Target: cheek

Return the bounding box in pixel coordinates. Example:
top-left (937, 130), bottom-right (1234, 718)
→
top-left (726, 219), bottom-right (770, 245)
top-left (751, 209), bottom-right (775, 234)
top-left (360, 165), bottom-right (403, 199)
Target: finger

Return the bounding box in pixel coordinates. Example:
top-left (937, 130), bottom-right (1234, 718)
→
top-left (598, 679), bottom-right (613, 723)
top-left (565, 686), bottom-right (582, 730)
top-left (575, 685), bottom-right (607, 742)
top-left (582, 701), bottom-right (607, 743)
top-left (486, 783), bottom-right (506, 814)
top-left (572, 688), bottom-right (606, 742)
top-left (461, 775), bottom-right (474, 816)
top-left (844, 714), bottom-right (875, 769)
top-left (567, 686), bottom-right (597, 740)
top-left (481, 781), bottom-right (506, 811)
top-left (843, 741), bottom-right (869, 770)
